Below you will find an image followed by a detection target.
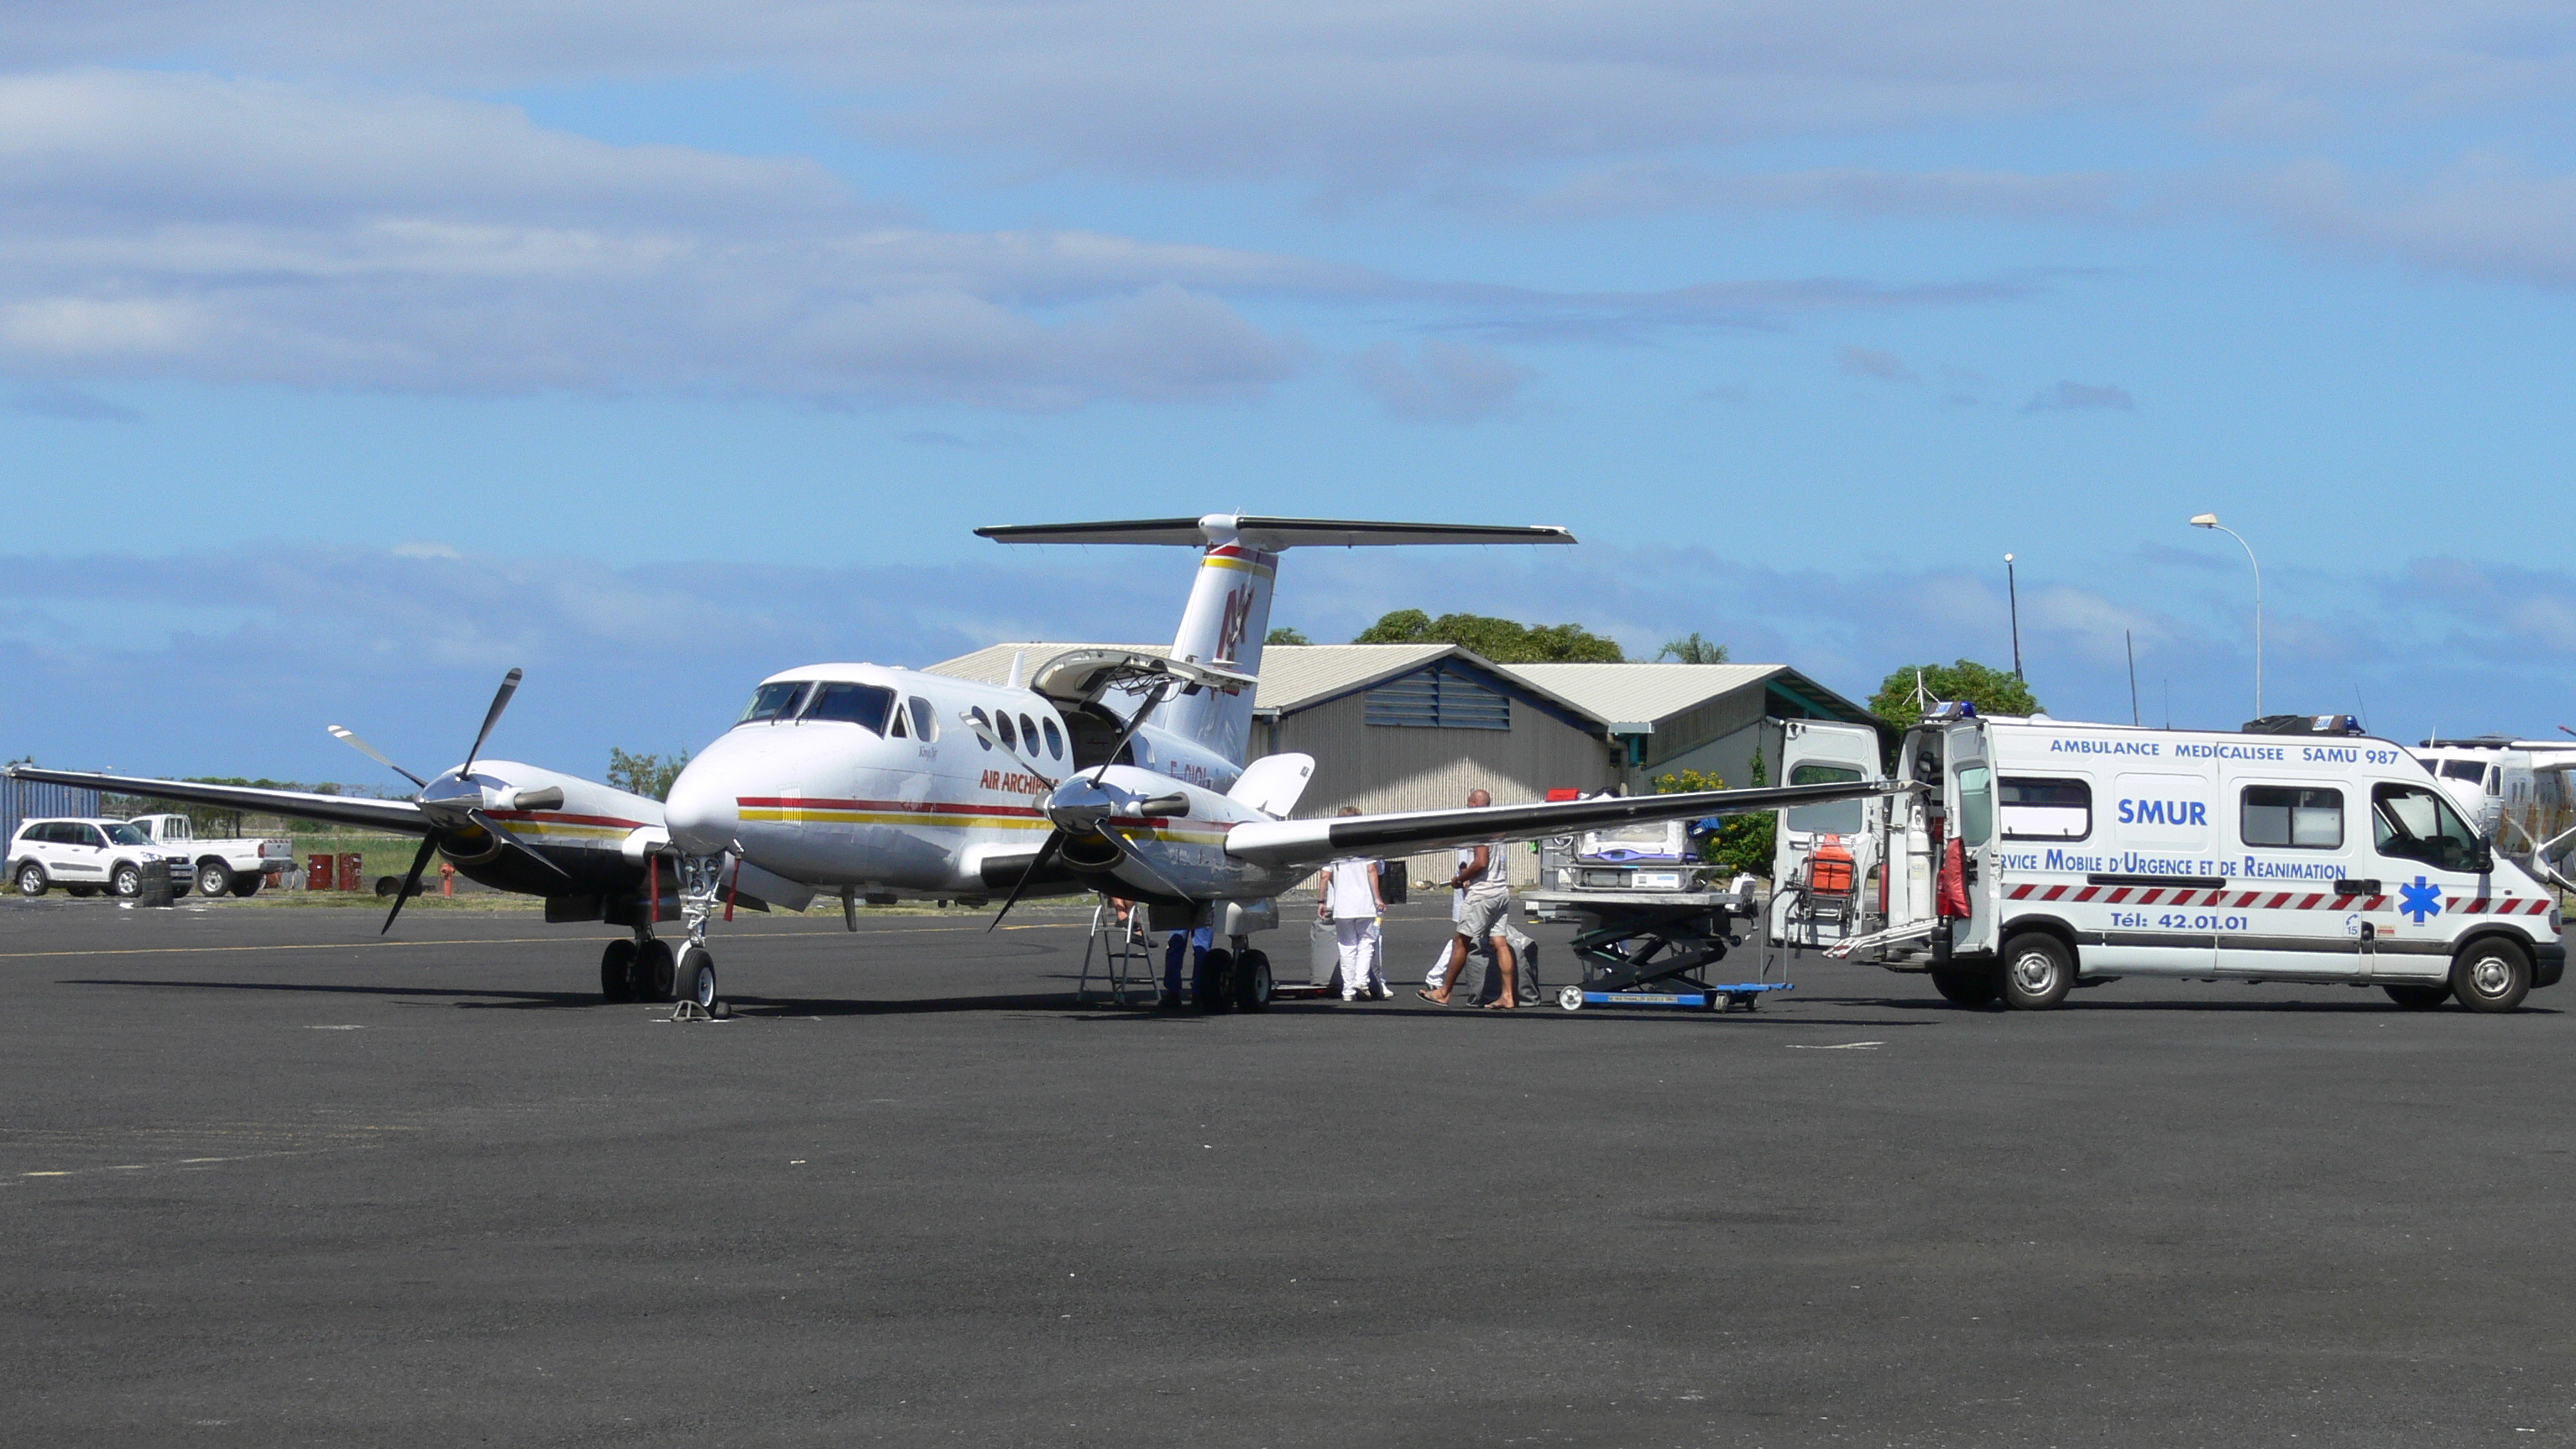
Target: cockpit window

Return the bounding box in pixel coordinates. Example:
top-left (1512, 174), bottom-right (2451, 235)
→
top-left (738, 681), bottom-right (812, 724)
top-left (969, 708), bottom-right (992, 750)
top-left (1041, 717), bottom-right (1063, 760)
top-left (802, 683), bottom-right (896, 734)
top-left (908, 698), bottom-right (939, 742)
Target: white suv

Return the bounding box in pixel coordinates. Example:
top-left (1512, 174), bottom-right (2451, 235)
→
top-left (8, 818), bottom-right (193, 898)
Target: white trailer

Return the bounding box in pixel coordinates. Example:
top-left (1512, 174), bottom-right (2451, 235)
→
top-left (1799, 706), bottom-right (2567, 1012)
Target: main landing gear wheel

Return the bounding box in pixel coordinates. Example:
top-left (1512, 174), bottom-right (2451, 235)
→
top-left (1558, 985), bottom-right (1585, 1012)
top-left (1930, 966), bottom-right (2000, 1007)
top-left (2451, 938), bottom-right (2532, 1014)
top-left (1234, 949), bottom-right (1273, 1012)
top-left (635, 938), bottom-right (678, 1003)
top-left (679, 945), bottom-right (718, 1009)
top-left (599, 939), bottom-right (640, 1002)
top-left (15, 863), bottom-right (47, 897)
top-left (1998, 933), bottom-right (2074, 1011)
top-left (1195, 948), bottom-right (1235, 1014)
top-left (2382, 981), bottom-right (2453, 1010)
top-left (196, 862), bottom-right (232, 897)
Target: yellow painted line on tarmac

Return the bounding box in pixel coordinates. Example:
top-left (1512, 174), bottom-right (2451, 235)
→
top-left (0, 919), bottom-right (1079, 961)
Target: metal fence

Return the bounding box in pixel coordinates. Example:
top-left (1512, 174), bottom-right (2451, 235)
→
top-left (3, 777), bottom-right (102, 845)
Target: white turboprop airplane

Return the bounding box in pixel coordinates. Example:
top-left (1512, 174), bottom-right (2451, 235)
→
top-left (650, 515), bottom-right (1905, 1012)
top-left (11, 515), bottom-right (1899, 1012)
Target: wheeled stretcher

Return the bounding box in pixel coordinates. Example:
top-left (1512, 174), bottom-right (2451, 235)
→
top-left (1523, 888), bottom-right (1791, 1013)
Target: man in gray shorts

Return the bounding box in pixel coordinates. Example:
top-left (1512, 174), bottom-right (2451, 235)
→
top-left (1421, 788), bottom-right (1523, 1008)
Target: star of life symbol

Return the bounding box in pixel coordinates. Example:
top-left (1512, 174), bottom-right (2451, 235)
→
top-left (2399, 875), bottom-right (2444, 924)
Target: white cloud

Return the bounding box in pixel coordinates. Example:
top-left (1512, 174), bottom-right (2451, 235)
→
top-left (2022, 380), bottom-right (2135, 412)
top-left (1350, 341), bottom-right (1534, 422)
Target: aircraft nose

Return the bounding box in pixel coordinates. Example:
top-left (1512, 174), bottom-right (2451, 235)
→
top-left (663, 758), bottom-right (737, 855)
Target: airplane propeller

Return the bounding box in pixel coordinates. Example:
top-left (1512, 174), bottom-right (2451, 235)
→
top-left (327, 667), bottom-right (569, 934)
top-left (982, 678), bottom-right (1178, 929)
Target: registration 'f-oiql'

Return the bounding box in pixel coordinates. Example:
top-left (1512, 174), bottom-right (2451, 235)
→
top-left (1810, 707), bottom-right (2568, 1012)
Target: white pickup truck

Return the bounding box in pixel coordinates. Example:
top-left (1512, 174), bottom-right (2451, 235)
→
top-left (122, 814), bottom-right (295, 897)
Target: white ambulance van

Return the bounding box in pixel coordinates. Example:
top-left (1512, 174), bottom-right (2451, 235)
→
top-left (1806, 705), bottom-right (2567, 1012)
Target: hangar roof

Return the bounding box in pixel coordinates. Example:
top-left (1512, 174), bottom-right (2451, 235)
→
top-left (922, 643), bottom-right (1868, 730)
top-left (926, 641), bottom-right (1523, 714)
top-left (1501, 662), bottom-right (1876, 730)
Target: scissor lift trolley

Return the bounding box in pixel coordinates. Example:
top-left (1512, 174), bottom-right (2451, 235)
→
top-left (1524, 887), bottom-right (1790, 1013)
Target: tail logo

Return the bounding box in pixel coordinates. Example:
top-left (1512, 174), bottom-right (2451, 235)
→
top-left (1215, 584), bottom-right (1255, 668)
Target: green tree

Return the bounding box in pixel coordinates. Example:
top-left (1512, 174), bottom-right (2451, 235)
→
top-left (1655, 631), bottom-right (1729, 663)
top-left (1264, 625), bottom-right (1312, 646)
top-left (1868, 659), bottom-right (2041, 731)
top-left (1353, 609), bottom-right (1624, 662)
top-left (1654, 755), bottom-right (1775, 877)
top-left (607, 747), bottom-right (692, 801)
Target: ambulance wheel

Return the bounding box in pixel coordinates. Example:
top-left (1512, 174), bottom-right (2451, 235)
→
top-left (1234, 949), bottom-right (1272, 1012)
top-left (598, 938), bottom-right (638, 1002)
top-left (1930, 966), bottom-right (1999, 1007)
top-left (2451, 938), bottom-right (2532, 1013)
top-left (1194, 948), bottom-right (1234, 1013)
top-left (1559, 985), bottom-right (1585, 1012)
top-left (680, 946), bottom-right (718, 1009)
top-left (1998, 934), bottom-right (2073, 1010)
top-left (2381, 982), bottom-right (2451, 1010)
top-left (635, 938), bottom-right (678, 1002)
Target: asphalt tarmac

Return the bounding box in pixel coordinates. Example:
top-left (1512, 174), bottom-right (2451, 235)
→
top-left (4, 893), bottom-right (2573, 1447)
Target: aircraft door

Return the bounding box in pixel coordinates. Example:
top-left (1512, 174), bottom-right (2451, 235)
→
top-left (1769, 718), bottom-right (1885, 944)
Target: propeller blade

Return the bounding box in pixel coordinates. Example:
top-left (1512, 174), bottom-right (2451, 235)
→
top-left (954, 710), bottom-right (1058, 787)
top-left (1100, 820), bottom-right (1189, 900)
top-left (328, 725), bottom-right (429, 789)
top-left (468, 808), bottom-right (572, 880)
top-left (460, 667), bottom-right (524, 775)
top-left (380, 833), bottom-right (442, 934)
top-left (1091, 679), bottom-right (1174, 786)
top-left (986, 828), bottom-right (1067, 932)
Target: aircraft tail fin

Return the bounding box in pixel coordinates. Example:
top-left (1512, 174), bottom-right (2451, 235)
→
top-left (975, 515), bottom-right (1575, 764)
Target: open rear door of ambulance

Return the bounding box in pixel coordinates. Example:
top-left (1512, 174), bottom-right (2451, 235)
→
top-left (1770, 719), bottom-right (1889, 945)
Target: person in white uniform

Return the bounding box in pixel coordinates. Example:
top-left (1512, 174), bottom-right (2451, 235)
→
top-left (1313, 808), bottom-right (1385, 1002)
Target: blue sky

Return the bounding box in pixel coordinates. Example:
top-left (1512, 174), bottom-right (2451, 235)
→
top-left (3, 4), bottom-right (2573, 782)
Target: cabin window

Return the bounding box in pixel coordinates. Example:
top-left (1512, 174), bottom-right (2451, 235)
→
top-left (1019, 715), bottom-right (1042, 756)
top-left (802, 683), bottom-right (896, 735)
top-left (1785, 763), bottom-right (1865, 835)
top-left (2440, 760), bottom-right (2485, 782)
top-left (1363, 664), bottom-right (1510, 730)
top-left (1955, 764), bottom-right (1994, 846)
top-left (2373, 782), bottom-right (2484, 872)
top-left (969, 708), bottom-right (992, 750)
top-left (737, 681), bottom-right (812, 724)
top-left (997, 712), bottom-right (1018, 751)
top-left (908, 698), bottom-right (939, 742)
top-left (2001, 777), bottom-right (2092, 841)
top-left (1041, 717), bottom-right (1063, 759)
top-left (2241, 785), bottom-right (2342, 849)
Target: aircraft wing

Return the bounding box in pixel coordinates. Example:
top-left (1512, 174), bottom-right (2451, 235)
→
top-left (1220, 778), bottom-right (1913, 870)
top-left (3, 767), bottom-right (429, 834)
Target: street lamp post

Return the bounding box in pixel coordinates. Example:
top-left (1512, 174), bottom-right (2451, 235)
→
top-left (2190, 513), bottom-right (2261, 718)
top-left (2004, 552), bottom-right (2022, 680)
